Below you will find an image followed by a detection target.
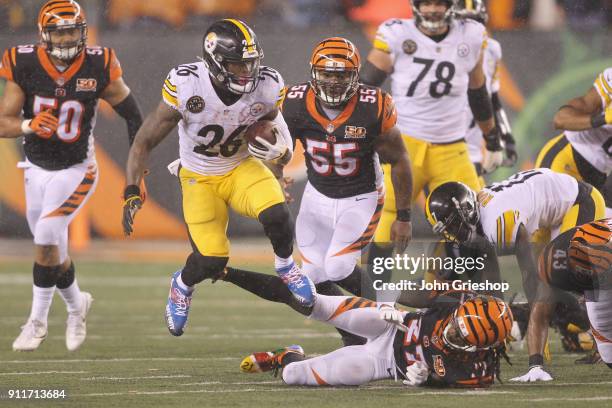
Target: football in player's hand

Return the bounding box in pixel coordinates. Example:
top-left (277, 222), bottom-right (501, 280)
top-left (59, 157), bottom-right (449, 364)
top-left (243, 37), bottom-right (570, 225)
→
top-left (244, 120), bottom-right (277, 149)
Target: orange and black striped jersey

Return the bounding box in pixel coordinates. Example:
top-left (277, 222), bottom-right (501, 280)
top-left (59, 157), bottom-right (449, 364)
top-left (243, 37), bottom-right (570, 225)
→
top-left (393, 303), bottom-right (501, 388)
top-left (539, 218), bottom-right (612, 292)
top-left (281, 83), bottom-right (396, 198)
top-left (0, 44), bottom-right (121, 170)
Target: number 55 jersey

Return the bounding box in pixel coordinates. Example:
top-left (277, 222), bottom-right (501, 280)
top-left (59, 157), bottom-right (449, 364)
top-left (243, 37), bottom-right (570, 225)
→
top-left (0, 44), bottom-right (122, 170)
top-left (162, 61), bottom-right (285, 175)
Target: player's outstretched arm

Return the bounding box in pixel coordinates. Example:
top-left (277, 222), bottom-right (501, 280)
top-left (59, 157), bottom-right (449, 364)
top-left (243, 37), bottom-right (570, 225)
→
top-left (122, 101), bottom-right (181, 235)
top-left (376, 126), bottom-right (413, 251)
top-left (0, 80), bottom-right (30, 138)
top-left (515, 224), bottom-right (540, 303)
top-left (361, 48), bottom-right (392, 87)
top-left (553, 87), bottom-right (607, 131)
top-left (100, 77), bottom-right (143, 146)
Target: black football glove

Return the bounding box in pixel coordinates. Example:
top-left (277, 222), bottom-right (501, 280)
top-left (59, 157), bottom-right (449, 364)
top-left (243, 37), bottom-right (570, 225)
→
top-left (122, 184), bottom-right (143, 236)
top-left (482, 127), bottom-right (503, 173)
top-left (502, 133), bottom-right (518, 166)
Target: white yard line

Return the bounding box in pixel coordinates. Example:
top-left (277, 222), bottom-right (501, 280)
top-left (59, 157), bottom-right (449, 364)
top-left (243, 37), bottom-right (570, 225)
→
top-left (520, 396), bottom-right (612, 402)
top-left (0, 357), bottom-right (238, 364)
top-left (81, 375), bottom-right (191, 381)
top-left (0, 370), bottom-right (87, 376)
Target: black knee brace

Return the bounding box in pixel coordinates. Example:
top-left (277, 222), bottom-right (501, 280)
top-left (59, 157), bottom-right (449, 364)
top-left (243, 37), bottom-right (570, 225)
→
top-left (56, 262), bottom-right (75, 289)
top-left (259, 203), bottom-right (294, 258)
top-left (607, 362), bottom-right (612, 369)
top-left (33, 263), bottom-right (62, 288)
top-left (181, 252), bottom-right (229, 286)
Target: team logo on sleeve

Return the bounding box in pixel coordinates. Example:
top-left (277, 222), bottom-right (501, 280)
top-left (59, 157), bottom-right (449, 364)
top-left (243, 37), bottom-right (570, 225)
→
top-left (187, 96), bottom-right (205, 113)
top-left (76, 78), bottom-right (97, 92)
top-left (402, 40), bottom-right (417, 55)
top-left (457, 43), bottom-right (470, 58)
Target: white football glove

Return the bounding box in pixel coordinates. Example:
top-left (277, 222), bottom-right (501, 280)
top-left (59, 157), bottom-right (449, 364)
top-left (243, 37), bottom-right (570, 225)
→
top-left (248, 133), bottom-right (288, 162)
top-left (509, 366), bottom-right (553, 382)
top-left (482, 149), bottom-right (503, 174)
top-left (379, 305), bottom-right (405, 330)
top-left (403, 361), bottom-right (429, 386)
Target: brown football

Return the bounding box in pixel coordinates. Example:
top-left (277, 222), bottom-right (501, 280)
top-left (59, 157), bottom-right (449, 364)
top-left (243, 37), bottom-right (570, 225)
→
top-left (244, 120), bottom-right (277, 148)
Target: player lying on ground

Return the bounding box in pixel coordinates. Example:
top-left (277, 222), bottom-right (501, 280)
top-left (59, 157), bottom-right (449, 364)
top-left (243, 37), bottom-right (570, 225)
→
top-left (511, 218), bottom-right (612, 382)
top-left (122, 19), bottom-right (316, 336)
top-left (0, 0), bottom-right (143, 352)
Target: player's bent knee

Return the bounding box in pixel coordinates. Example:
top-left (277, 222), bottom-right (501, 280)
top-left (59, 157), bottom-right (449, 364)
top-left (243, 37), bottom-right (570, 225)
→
top-left (331, 358), bottom-right (375, 386)
top-left (281, 362), bottom-right (311, 385)
top-left (182, 252), bottom-right (229, 286)
top-left (33, 218), bottom-right (66, 247)
top-left (324, 255), bottom-right (356, 282)
top-left (259, 203), bottom-right (294, 258)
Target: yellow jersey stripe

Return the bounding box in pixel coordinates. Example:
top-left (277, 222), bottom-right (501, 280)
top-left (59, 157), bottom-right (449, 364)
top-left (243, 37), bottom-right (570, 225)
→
top-left (595, 80), bottom-right (611, 106)
top-left (163, 83), bottom-right (177, 97)
top-left (373, 38), bottom-right (390, 53)
top-left (496, 216), bottom-right (503, 250)
top-left (599, 73), bottom-right (612, 95)
top-left (466, 0), bottom-right (474, 10)
top-left (162, 88), bottom-right (178, 107)
top-left (225, 18), bottom-right (253, 47)
top-left (503, 211), bottom-right (516, 248)
top-left (164, 79), bottom-right (177, 92)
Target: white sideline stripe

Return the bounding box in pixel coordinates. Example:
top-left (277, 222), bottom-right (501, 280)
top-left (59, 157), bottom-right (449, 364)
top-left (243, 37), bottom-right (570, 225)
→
top-left (179, 381), bottom-right (278, 386)
top-left (507, 381), bottom-right (612, 387)
top-left (0, 357), bottom-right (238, 364)
top-left (520, 397), bottom-right (612, 402)
top-left (0, 370), bottom-right (86, 376)
top-left (81, 375), bottom-right (191, 381)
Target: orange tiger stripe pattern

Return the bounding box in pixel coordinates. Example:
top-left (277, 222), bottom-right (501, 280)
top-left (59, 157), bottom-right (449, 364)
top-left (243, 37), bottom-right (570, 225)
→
top-left (454, 296), bottom-right (513, 349)
top-left (38, 0), bottom-right (86, 30)
top-left (568, 218), bottom-right (612, 277)
top-left (44, 167), bottom-right (96, 218)
top-left (310, 37), bottom-right (360, 71)
top-left (327, 297), bottom-right (377, 321)
top-left (310, 368), bottom-right (329, 386)
top-left (332, 190), bottom-right (384, 257)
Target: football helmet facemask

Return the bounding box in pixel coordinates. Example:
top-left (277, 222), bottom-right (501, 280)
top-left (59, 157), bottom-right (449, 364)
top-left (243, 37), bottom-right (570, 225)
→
top-left (454, 0), bottom-right (488, 24)
top-left (202, 19), bottom-right (263, 94)
top-left (426, 182), bottom-right (480, 243)
top-left (309, 37), bottom-right (361, 107)
top-left (443, 295), bottom-right (514, 352)
top-left (38, 0), bottom-right (87, 62)
top-left (412, 0), bottom-right (455, 32)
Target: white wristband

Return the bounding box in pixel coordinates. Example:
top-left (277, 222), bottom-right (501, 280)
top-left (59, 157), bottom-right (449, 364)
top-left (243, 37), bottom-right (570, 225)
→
top-left (21, 119), bottom-right (34, 134)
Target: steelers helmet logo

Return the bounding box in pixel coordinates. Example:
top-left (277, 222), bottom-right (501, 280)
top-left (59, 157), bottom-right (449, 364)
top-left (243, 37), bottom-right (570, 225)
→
top-left (187, 96), bottom-right (205, 113)
top-left (402, 40), bottom-right (417, 55)
top-left (457, 43), bottom-right (470, 58)
top-left (204, 32), bottom-right (218, 53)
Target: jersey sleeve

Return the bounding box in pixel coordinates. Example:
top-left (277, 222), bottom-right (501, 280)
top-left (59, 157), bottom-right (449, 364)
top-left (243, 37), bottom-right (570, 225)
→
top-left (162, 68), bottom-right (181, 112)
top-left (379, 91), bottom-right (397, 134)
top-left (104, 48), bottom-right (123, 82)
top-left (494, 210), bottom-right (522, 253)
top-left (373, 19), bottom-right (403, 57)
top-left (594, 68), bottom-right (612, 108)
top-left (464, 20), bottom-right (488, 72)
top-left (0, 48), bottom-right (15, 81)
top-left (488, 39), bottom-right (503, 93)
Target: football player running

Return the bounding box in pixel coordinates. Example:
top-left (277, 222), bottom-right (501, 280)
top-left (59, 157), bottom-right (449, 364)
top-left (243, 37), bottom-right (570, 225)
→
top-left (454, 0), bottom-right (517, 182)
top-left (361, 0), bottom-right (507, 260)
top-left (511, 219), bottom-right (612, 382)
top-left (0, 0), bottom-right (143, 352)
top-left (123, 19), bottom-right (315, 337)
top-left (536, 69), bottom-right (612, 217)
top-left (277, 38), bottom-right (412, 310)
top-left (425, 168), bottom-right (606, 303)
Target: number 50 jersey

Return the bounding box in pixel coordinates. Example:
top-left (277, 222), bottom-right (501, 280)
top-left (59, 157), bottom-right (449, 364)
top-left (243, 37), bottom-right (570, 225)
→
top-left (374, 18), bottom-right (487, 143)
top-left (162, 62), bottom-right (285, 175)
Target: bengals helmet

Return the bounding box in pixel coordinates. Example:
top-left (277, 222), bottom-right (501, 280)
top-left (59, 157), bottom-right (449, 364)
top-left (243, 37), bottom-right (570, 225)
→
top-left (454, 0), bottom-right (488, 24)
top-left (412, 0), bottom-right (455, 32)
top-left (568, 218), bottom-right (612, 287)
top-left (309, 37), bottom-right (361, 107)
top-left (38, 0), bottom-right (87, 61)
top-left (202, 19), bottom-right (263, 94)
top-left (443, 295), bottom-right (514, 352)
top-left (426, 182), bottom-right (480, 243)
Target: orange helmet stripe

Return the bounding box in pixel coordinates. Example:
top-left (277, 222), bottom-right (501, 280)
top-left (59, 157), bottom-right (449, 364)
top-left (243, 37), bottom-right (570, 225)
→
top-left (310, 37), bottom-right (360, 70)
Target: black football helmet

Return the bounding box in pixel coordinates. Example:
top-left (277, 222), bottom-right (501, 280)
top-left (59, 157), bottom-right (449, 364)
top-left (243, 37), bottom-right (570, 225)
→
top-left (425, 182), bottom-right (480, 243)
top-left (454, 0), bottom-right (488, 24)
top-left (412, 0), bottom-right (455, 32)
top-left (202, 19), bottom-right (263, 94)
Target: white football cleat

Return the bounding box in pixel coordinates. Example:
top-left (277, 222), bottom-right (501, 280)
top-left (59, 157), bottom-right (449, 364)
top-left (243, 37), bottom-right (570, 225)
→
top-left (65, 292), bottom-right (93, 351)
top-left (12, 319), bottom-right (47, 352)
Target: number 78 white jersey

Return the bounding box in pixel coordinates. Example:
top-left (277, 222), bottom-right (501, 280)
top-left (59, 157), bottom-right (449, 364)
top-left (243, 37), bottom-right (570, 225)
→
top-left (162, 61), bottom-right (285, 175)
top-left (374, 18), bottom-right (487, 143)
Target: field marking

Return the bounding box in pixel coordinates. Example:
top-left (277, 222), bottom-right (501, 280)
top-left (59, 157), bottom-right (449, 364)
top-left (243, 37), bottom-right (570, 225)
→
top-left (0, 370), bottom-right (87, 376)
top-left (0, 357), bottom-right (238, 364)
top-left (506, 381), bottom-right (612, 387)
top-left (81, 375), bottom-right (191, 381)
top-left (519, 396), bottom-right (612, 402)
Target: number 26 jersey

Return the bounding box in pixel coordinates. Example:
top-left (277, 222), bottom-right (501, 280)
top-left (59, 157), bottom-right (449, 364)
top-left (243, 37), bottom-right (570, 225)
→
top-left (374, 18), bottom-right (486, 143)
top-left (162, 62), bottom-right (285, 175)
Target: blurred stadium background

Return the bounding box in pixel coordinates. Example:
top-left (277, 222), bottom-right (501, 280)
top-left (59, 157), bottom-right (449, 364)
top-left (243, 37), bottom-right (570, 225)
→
top-left (1, 0), bottom-right (612, 249)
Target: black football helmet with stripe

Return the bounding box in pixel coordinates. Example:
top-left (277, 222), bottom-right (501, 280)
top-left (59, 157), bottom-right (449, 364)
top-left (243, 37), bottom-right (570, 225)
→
top-left (202, 19), bottom-right (263, 94)
top-left (426, 182), bottom-right (480, 243)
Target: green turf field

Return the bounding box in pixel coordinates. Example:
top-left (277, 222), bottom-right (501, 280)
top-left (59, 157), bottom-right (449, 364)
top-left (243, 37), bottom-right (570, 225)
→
top-left (0, 259), bottom-right (611, 408)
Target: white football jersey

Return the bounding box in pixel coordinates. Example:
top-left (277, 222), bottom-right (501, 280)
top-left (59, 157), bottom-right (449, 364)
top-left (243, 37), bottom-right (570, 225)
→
top-left (565, 68), bottom-right (612, 174)
top-left (477, 168), bottom-right (578, 254)
top-left (162, 62), bottom-right (285, 175)
top-left (466, 37), bottom-right (502, 163)
top-left (374, 18), bottom-right (486, 143)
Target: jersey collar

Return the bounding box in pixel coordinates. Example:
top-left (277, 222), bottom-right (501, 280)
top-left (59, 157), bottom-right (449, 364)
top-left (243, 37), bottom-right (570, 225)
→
top-left (37, 46), bottom-right (85, 86)
top-left (305, 88), bottom-right (358, 134)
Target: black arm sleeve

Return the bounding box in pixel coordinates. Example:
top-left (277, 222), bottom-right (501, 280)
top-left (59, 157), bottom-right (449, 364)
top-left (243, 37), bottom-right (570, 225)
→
top-left (360, 60), bottom-right (389, 87)
top-left (467, 84), bottom-right (494, 122)
top-left (112, 93), bottom-right (143, 146)
top-left (491, 91), bottom-right (502, 111)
